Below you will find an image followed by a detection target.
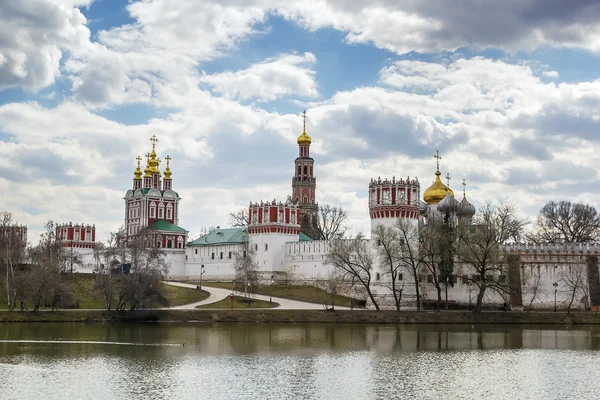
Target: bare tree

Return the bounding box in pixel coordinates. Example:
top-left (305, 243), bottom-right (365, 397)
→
top-left (115, 235), bottom-right (169, 311)
top-left (372, 223), bottom-right (405, 310)
top-left (561, 265), bottom-right (587, 313)
top-left (528, 201), bottom-right (600, 243)
top-left (325, 233), bottom-right (380, 310)
top-left (523, 266), bottom-right (546, 310)
top-left (0, 212), bottom-right (27, 311)
top-left (27, 221), bottom-right (69, 312)
top-left (233, 242), bottom-right (259, 296)
top-left (316, 269), bottom-right (345, 310)
top-left (316, 204), bottom-right (348, 240)
top-left (229, 209), bottom-right (249, 227)
top-left (420, 219), bottom-right (446, 310)
top-left (456, 203), bottom-right (526, 312)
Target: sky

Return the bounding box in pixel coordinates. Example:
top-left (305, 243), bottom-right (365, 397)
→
top-left (3, 0), bottom-right (600, 243)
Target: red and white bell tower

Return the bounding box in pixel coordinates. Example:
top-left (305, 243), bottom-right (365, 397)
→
top-left (291, 111), bottom-right (319, 239)
top-left (117, 135), bottom-right (188, 249)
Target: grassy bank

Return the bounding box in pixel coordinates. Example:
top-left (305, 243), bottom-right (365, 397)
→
top-left (201, 281), bottom-right (360, 307)
top-left (2, 309), bottom-right (600, 324)
top-left (1, 274), bottom-right (209, 310)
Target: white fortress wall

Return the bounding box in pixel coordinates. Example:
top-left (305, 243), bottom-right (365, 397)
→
top-left (184, 243), bottom-right (244, 281)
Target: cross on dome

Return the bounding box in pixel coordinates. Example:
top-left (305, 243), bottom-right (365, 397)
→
top-left (446, 172), bottom-right (451, 187)
top-left (150, 134), bottom-right (158, 149)
top-left (434, 150), bottom-right (442, 171)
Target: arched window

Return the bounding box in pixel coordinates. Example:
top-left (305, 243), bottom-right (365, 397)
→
top-left (303, 166), bottom-right (307, 175)
top-left (158, 203), bottom-right (164, 219)
top-left (178, 236), bottom-right (184, 249)
top-left (167, 240), bottom-right (172, 248)
top-left (150, 203), bottom-right (156, 218)
top-left (297, 166), bottom-right (301, 176)
top-left (156, 235), bottom-right (162, 248)
top-left (167, 203), bottom-right (173, 220)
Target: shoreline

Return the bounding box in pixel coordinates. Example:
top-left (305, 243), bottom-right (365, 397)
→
top-left (1, 309), bottom-right (600, 324)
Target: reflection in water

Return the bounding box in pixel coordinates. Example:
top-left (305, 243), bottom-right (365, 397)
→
top-left (1, 323), bottom-right (600, 399)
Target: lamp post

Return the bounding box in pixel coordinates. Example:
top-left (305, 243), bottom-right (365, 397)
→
top-left (270, 275), bottom-right (275, 303)
top-left (553, 282), bottom-right (558, 312)
top-left (199, 264), bottom-right (205, 290)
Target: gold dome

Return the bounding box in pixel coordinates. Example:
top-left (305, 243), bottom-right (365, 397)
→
top-left (143, 153), bottom-right (152, 178)
top-left (164, 155), bottom-right (172, 180)
top-left (297, 127), bottom-right (312, 146)
top-left (423, 171), bottom-right (454, 205)
top-left (133, 155), bottom-right (142, 180)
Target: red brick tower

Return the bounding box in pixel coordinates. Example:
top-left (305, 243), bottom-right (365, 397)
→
top-left (291, 111), bottom-right (319, 239)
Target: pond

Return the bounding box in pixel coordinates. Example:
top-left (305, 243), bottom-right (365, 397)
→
top-left (1, 323), bottom-right (600, 399)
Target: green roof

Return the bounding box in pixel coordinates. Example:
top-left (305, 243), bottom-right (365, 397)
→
top-left (144, 219), bottom-right (187, 233)
top-left (188, 227), bottom-right (248, 246)
top-left (299, 232), bottom-right (313, 242)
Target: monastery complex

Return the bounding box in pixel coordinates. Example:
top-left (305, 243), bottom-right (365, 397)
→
top-left (64, 117), bottom-right (600, 311)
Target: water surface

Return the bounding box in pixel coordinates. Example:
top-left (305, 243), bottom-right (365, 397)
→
top-left (1, 323), bottom-right (599, 399)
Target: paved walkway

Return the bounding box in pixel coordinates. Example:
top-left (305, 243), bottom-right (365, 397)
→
top-left (164, 281), bottom-right (349, 310)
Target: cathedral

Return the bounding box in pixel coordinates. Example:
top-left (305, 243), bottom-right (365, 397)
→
top-left (71, 115), bottom-right (599, 311)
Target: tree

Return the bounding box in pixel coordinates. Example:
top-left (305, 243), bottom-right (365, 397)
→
top-left (372, 223), bottom-right (406, 310)
top-left (420, 219), bottom-right (447, 311)
top-left (233, 242), bottom-right (259, 296)
top-left (229, 209), bottom-right (249, 227)
top-left (523, 266), bottom-right (545, 310)
top-left (561, 265), bottom-right (587, 313)
top-left (316, 204), bottom-right (348, 240)
top-left (456, 203), bottom-right (526, 312)
top-left (0, 212), bottom-right (27, 311)
top-left (115, 235), bottom-right (169, 311)
top-left (316, 269), bottom-right (345, 310)
top-left (325, 233), bottom-right (380, 310)
top-left (27, 221), bottom-right (69, 312)
top-left (529, 201), bottom-right (600, 243)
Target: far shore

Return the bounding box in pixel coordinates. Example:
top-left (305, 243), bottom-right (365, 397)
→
top-left (1, 309), bottom-right (600, 325)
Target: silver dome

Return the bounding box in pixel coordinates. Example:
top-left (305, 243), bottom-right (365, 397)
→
top-left (458, 196), bottom-right (476, 217)
top-left (437, 193), bottom-right (459, 215)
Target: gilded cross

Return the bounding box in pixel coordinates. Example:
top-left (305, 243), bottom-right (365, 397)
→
top-left (136, 155), bottom-right (142, 167)
top-left (165, 155), bottom-right (171, 167)
top-left (434, 150), bottom-right (441, 171)
top-left (145, 152), bottom-right (150, 163)
top-left (302, 110), bottom-right (307, 131)
top-left (150, 134), bottom-right (158, 149)
top-left (445, 172), bottom-right (451, 187)
top-left (462, 178), bottom-right (467, 195)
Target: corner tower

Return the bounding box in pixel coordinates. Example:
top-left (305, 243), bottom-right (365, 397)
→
top-left (369, 176), bottom-right (420, 235)
top-left (291, 111), bottom-right (319, 239)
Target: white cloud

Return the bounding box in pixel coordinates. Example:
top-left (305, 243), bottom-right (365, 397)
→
top-left (202, 52), bottom-right (318, 101)
top-left (0, 1), bottom-right (90, 91)
top-left (543, 70), bottom-right (560, 78)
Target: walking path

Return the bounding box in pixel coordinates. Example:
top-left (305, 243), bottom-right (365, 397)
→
top-left (164, 281), bottom-right (349, 310)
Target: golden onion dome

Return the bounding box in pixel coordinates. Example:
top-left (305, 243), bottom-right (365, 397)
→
top-left (143, 153), bottom-right (152, 177)
top-left (133, 156), bottom-right (142, 180)
top-left (164, 155), bottom-right (172, 180)
top-left (423, 171), bottom-right (454, 205)
top-left (297, 127), bottom-right (312, 146)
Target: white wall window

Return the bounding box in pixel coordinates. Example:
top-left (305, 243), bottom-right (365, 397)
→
top-left (150, 203), bottom-right (156, 218)
top-left (265, 243), bottom-right (268, 251)
top-left (158, 203), bottom-right (164, 219)
top-left (167, 203), bottom-right (173, 220)
top-left (279, 210), bottom-right (284, 223)
top-left (291, 213), bottom-right (296, 224)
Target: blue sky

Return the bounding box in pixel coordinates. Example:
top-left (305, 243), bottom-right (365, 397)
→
top-left (3, 0), bottom-right (600, 242)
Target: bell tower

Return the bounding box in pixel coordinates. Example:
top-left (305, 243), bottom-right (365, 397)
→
top-left (291, 110), bottom-right (319, 239)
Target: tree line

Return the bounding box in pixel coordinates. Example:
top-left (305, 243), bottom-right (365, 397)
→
top-left (325, 200), bottom-right (600, 312)
top-left (0, 212), bottom-right (169, 311)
